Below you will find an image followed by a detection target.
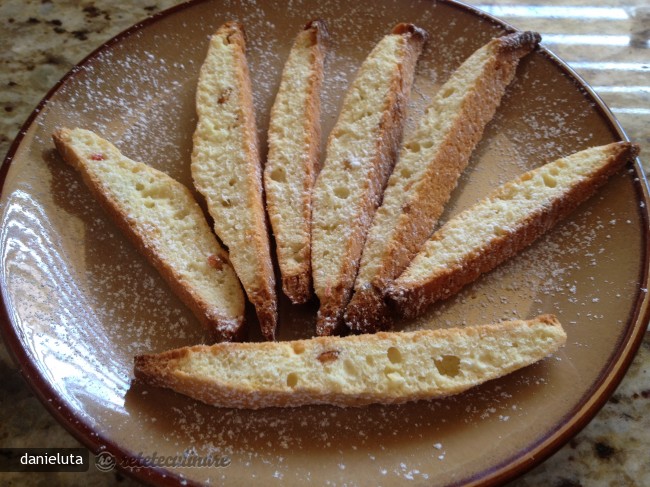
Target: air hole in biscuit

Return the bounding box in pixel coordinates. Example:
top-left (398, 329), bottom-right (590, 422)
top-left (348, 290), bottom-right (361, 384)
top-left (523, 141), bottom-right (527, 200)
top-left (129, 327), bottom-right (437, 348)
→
top-left (400, 168), bottom-right (413, 179)
top-left (387, 347), bottom-right (402, 364)
top-left (407, 142), bottom-right (420, 153)
top-left (334, 186), bottom-right (350, 199)
top-left (286, 372), bottom-right (298, 387)
top-left (135, 182), bottom-right (144, 191)
top-left (228, 177), bottom-right (237, 187)
top-left (174, 209), bottom-right (190, 220)
top-left (292, 343), bottom-right (305, 354)
top-left (344, 359), bottom-right (357, 375)
top-left (434, 355), bottom-right (461, 377)
top-left (319, 222), bottom-right (337, 232)
top-left (269, 168), bottom-right (287, 183)
top-left (290, 243), bottom-right (306, 263)
top-left (543, 173), bottom-right (557, 188)
top-left (144, 201), bottom-right (155, 209)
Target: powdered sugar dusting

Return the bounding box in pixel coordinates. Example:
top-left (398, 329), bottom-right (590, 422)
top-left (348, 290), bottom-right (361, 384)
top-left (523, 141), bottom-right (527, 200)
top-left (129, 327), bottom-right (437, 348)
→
top-left (8, 0), bottom-right (645, 485)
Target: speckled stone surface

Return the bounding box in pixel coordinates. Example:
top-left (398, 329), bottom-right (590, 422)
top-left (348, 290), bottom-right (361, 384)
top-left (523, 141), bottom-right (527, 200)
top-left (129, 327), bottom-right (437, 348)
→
top-left (1, 1), bottom-right (648, 486)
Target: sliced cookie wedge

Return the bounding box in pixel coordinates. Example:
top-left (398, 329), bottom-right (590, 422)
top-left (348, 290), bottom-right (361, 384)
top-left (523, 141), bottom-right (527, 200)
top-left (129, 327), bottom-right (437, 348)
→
top-left (192, 22), bottom-right (277, 340)
top-left (346, 31), bottom-right (541, 333)
top-left (387, 142), bottom-right (639, 319)
top-left (265, 20), bottom-right (328, 304)
top-left (311, 23), bottom-right (427, 336)
top-left (135, 314), bottom-right (566, 408)
top-left (53, 127), bottom-right (246, 342)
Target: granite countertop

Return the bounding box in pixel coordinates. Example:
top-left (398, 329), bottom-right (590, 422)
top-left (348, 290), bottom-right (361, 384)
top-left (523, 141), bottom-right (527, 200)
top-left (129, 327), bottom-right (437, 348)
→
top-left (1, 0), bottom-right (649, 486)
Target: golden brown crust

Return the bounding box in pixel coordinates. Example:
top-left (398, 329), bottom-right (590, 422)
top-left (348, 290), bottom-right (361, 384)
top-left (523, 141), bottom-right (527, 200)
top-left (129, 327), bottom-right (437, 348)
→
top-left (387, 142), bottom-right (639, 319)
top-left (193, 22), bottom-right (278, 340)
top-left (345, 282), bottom-right (396, 333)
top-left (391, 22), bottom-right (429, 41)
top-left (133, 314), bottom-right (566, 409)
top-left (265, 20), bottom-right (327, 305)
top-left (304, 18), bottom-right (329, 45)
top-left (345, 31), bottom-right (541, 334)
top-left (282, 272), bottom-right (312, 304)
top-left (53, 128), bottom-right (245, 342)
top-left (496, 30), bottom-right (542, 53)
top-left (312, 24), bottom-right (428, 336)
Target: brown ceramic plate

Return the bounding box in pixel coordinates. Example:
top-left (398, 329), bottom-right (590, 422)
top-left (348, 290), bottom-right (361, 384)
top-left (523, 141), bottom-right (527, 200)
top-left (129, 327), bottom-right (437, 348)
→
top-left (1, 0), bottom-right (648, 485)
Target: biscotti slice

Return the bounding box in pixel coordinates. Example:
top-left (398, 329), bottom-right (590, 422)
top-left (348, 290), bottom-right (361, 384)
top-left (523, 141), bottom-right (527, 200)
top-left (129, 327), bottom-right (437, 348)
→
top-left (346, 31), bottom-right (541, 334)
top-left (192, 22), bottom-right (277, 340)
top-left (134, 314), bottom-right (566, 409)
top-left (387, 142), bottom-right (639, 319)
top-left (311, 23), bottom-right (428, 336)
top-left (264, 20), bottom-right (328, 305)
top-left (52, 128), bottom-right (246, 342)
